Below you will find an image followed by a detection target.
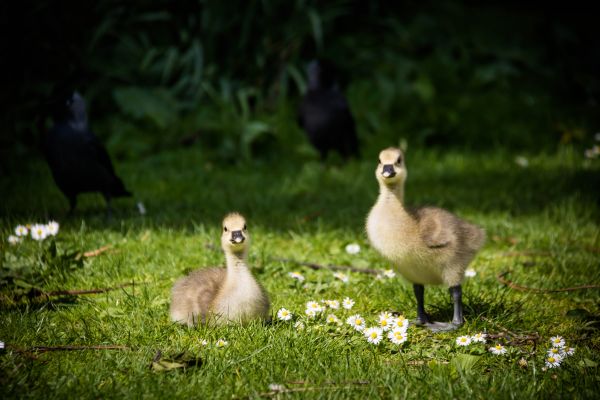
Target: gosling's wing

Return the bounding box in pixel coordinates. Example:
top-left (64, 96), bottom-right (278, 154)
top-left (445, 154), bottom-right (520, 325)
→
top-left (414, 207), bottom-right (456, 249)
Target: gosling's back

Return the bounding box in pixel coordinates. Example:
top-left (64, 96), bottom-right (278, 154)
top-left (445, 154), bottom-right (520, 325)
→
top-left (170, 268), bottom-right (226, 326)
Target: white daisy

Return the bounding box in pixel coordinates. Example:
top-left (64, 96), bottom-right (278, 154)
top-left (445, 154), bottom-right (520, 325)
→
top-left (306, 301), bottom-right (324, 314)
top-left (294, 321), bottom-right (305, 331)
top-left (456, 336), bottom-right (472, 346)
top-left (346, 314), bottom-right (365, 332)
top-left (345, 243), bottom-right (361, 254)
top-left (277, 308), bottom-right (292, 321)
top-left (333, 272), bottom-right (349, 283)
top-left (471, 332), bottom-right (487, 343)
top-left (0, 341), bottom-right (4, 349)
top-left (391, 315), bottom-right (409, 331)
top-left (564, 347), bottom-right (575, 356)
top-left (7, 235), bottom-right (21, 245)
top-left (383, 269), bottom-right (396, 278)
top-left (137, 201), bottom-right (147, 215)
top-left (200, 339), bottom-right (208, 346)
top-left (545, 354), bottom-right (562, 368)
top-left (514, 156), bottom-right (529, 168)
top-left (547, 347), bottom-right (563, 357)
top-left (215, 339), bottom-right (228, 348)
top-left (464, 268), bottom-right (477, 278)
top-left (305, 309), bottom-right (318, 318)
top-left (364, 327), bottom-right (383, 344)
top-left (15, 225), bottom-right (28, 236)
top-left (489, 344), bottom-right (507, 355)
top-left (326, 314), bottom-right (340, 324)
top-left (46, 221), bottom-right (59, 236)
top-left (288, 271), bottom-right (305, 282)
top-left (268, 384), bottom-right (285, 392)
top-left (550, 336), bottom-right (565, 348)
top-left (342, 297), bottom-right (355, 310)
top-left (388, 328), bottom-right (408, 345)
top-left (324, 300), bottom-right (340, 309)
top-left (30, 224), bottom-right (48, 241)
top-left (378, 312), bottom-right (394, 331)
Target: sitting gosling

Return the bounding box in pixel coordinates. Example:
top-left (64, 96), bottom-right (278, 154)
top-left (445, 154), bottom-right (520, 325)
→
top-left (170, 213), bottom-right (270, 326)
top-left (366, 147), bottom-right (486, 331)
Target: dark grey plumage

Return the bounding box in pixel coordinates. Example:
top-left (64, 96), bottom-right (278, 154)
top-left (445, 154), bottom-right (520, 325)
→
top-left (298, 60), bottom-right (359, 160)
top-left (43, 91), bottom-right (131, 214)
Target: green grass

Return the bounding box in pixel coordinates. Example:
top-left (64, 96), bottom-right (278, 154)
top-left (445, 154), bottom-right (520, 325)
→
top-left (1, 146), bottom-right (599, 399)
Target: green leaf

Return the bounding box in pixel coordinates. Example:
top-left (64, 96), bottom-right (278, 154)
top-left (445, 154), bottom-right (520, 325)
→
top-left (579, 358), bottom-right (598, 368)
top-left (451, 354), bottom-right (480, 374)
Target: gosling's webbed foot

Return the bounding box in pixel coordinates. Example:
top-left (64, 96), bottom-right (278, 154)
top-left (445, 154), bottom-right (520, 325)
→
top-left (423, 321), bottom-right (461, 332)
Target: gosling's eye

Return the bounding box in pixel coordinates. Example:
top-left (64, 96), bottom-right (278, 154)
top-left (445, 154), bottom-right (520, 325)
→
top-left (396, 156), bottom-right (403, 164)
top-left (243, 224), bottom-right (247, 231)
top-left (223, 226), bottom-right (228, 232)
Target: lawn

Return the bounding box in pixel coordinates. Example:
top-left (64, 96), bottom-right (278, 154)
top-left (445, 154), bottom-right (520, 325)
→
top-left (1, 145), bottom-right (599, 399)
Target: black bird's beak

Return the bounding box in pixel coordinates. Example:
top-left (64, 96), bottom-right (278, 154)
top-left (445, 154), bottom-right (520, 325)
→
top-left (230, 230), bottom-right (245, 244)
top-left (381, 164), bottom-right (396, 178)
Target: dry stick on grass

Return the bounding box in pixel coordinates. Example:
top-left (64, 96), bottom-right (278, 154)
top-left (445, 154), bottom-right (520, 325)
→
top-left (42, 282), bottom-right (140, 297)
top-left (273, 258), bottom-right (381, 276)
top-left (30, 345), bottom-right (130, 352)
top-left (497, 271), bottom-right (600, 293)
top-left (81, 244), bottom-right (114, 258)
top-left (481, 316), bottom-right (540, 346)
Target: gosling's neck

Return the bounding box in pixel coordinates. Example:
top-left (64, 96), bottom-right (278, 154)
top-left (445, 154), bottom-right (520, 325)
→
top-left (224, 250), bottom-right (249, 274)
top-left (378, 180), bottom-right (406, 208)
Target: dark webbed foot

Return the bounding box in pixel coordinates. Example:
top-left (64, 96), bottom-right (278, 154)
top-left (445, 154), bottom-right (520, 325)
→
top-left (413, 283), bottom-right (463, 332)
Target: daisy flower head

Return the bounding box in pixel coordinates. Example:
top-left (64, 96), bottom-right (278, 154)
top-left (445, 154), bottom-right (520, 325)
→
top-left (46, 221), bottom-right (59, 236)
top-left (306, 301), bottom-right (324, 314)
top-left (324, 299), bottom-right (340, 309)
top-left (346, 314), bottom-right (365, 332)
top-left (200, 339), bottom-right (208, 346)
top-left (392, 315), bottom-right (409, 331)
top-left (326, 314), bottom-right (340, 324)
top-left (464, 268), bottom-right (477, 278)
top-left (30, 224), bottom-right (48, 241)
top-left (277, 307), bottom-right (292, 321)
top-left (15, 225), bottom-right (28, 237)
top-left (383, 269), bottom-right (396, 278)
top-left (215, 339), bottom-right (228, 348)
top-left (288, 271), bottom-right (305, 282)
top-left (378, 312), bottom-right (394, 331)
top-left (489, 344), bottom-right (507, 355)
top-left (550, 336), bottom-right (565, 348)
top-left (547, 347), bottom-right (563, 357)
top-left (364, 327), bottom-right (383, 344)
top-left (471, 332), bottom-right (487, 343)
top-left (8, 235), bottom-right (21, 245)
top-left (294, 321), bottom-right (305, 331)
top-left (342, 297), bottom-right (355, 310)
top-left (333, 272), bottom-right (349, 283)
top-left (345, 243), bottom-right (361, 254)
top-left (456, 335), bottom-right (472, 346)
top-left (388, 328), bottom-right (408, 345)
top-left (545, 354), bottom-right (563, 368)
top-left (564, 347), bottom-right (576, 356)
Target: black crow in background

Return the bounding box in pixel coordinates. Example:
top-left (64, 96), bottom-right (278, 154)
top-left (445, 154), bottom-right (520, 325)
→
top-left (43, 91), bottom-right (132, 215)
top-left (298, 59), bottom-right (359, 160)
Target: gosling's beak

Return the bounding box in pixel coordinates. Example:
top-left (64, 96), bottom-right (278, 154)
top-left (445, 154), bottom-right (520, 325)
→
top-left (381, 164), bottom-right (396, 178)
top-left (230, 230), bottom-right (245, 244)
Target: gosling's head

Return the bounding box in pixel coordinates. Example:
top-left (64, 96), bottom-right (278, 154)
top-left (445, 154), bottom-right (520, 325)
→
top-left (375, 147), bottom-right (407, 186)
top-left (221, 212), bottom-right (249, 254)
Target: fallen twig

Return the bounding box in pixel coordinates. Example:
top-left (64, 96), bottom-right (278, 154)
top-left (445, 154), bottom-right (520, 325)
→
top-left (274, 258), bottom-right (381, 275)
top-left (42, 282), bottom-right (140, 297)
top-left (82, 244), bottom-right (114, 258)
top-left (481, 317), bottom-right (540, 346)
top-left (497, 271), bottom-right (600, 293)
top-left (31, 345), bottom-right (130, 352)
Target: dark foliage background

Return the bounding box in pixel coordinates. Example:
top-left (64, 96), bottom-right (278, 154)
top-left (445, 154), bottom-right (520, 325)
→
top-left (1, 0), bottom-right (599, 169)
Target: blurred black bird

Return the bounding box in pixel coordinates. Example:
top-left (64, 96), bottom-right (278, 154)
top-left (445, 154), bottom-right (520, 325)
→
top-left (43, 91), bottom-right (132, 215)
top-left (298, 60), bottom-right (359, 160)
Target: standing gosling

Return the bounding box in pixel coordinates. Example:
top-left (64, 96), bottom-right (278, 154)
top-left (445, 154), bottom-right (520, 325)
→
top-left (170, 213), bottom-right (270, 326)
top-left (366, 147), bottom-right (486, 331)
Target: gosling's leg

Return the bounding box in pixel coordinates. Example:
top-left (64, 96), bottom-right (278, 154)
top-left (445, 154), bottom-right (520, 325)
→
top-left (413, 284), bottom-right (431, 325)
top-left (450, 285), bottom-right (464, 326)
top-left (414, 283), bottom-right (460, 332)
